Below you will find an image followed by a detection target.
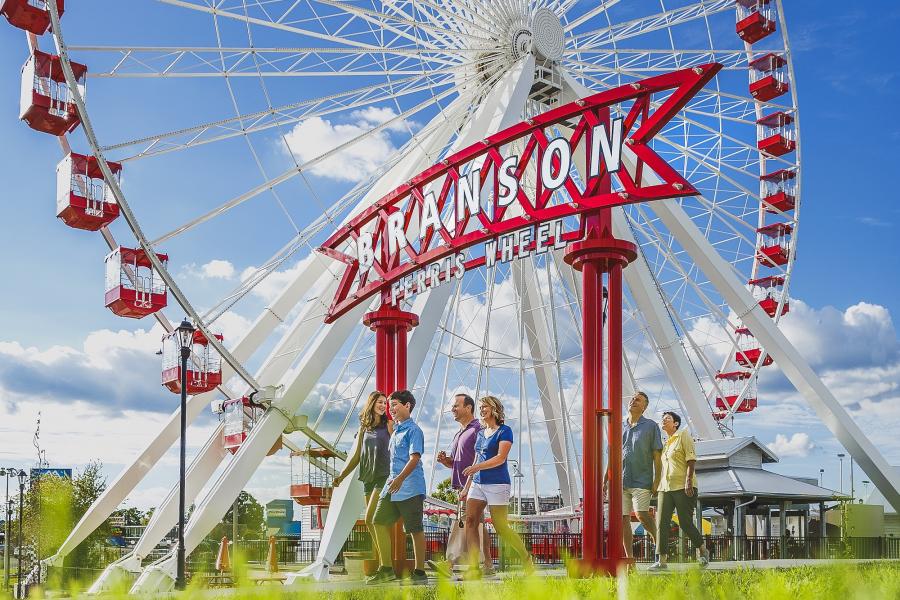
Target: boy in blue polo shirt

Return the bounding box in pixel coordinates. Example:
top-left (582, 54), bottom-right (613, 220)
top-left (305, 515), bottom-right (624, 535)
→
top-left (367, 390), bottom-right (428, 584)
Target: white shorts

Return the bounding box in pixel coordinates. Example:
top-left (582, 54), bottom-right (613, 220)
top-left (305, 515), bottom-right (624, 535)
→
top-left (623, 487), bottom-right (652, 515)
top-left (468, 482), bottom-right (511, 505)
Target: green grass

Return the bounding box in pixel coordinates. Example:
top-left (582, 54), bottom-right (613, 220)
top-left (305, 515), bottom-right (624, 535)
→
top-left (4, 563), bottom-right (900, 599)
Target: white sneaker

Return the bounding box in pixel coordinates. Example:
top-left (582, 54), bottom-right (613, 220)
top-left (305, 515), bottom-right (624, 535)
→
top-left (647, 561), bottom-right (668, 572)
top-left (698, 548), bottom-right (710, 568)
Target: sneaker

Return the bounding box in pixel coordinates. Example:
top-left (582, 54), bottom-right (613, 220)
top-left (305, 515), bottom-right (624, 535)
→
top-left (365, 567), bottom-right (397, 585)
top-left (698, 548), bottom-right (710, 569)
top-left (647, 562), bottom-right (668, 572)
top-left (407, 569), bottom-right (429, 585)
top-left (426, 560), bottom-right (453, 578)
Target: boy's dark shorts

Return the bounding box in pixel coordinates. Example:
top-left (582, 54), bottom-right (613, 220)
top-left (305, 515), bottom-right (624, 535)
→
top-left (373, 493), bottom-right (425, 533)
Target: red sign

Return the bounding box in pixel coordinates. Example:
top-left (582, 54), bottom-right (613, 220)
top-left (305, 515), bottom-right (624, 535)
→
top-left (318, 64), bottom-right (721, 323)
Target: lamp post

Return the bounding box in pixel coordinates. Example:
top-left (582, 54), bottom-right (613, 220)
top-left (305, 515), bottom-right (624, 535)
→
top-left (175, 318), bottom-right (195, 590)
top-left (1, 468), bottom-right (13, 591)
top-left (16, 470), bottom-right (26, 600)
top-left (849, 457), bottom-right (856, 503)
top-left (837, 453), bottom-right (845, 495)
top-left (862, 480), bottom-right (870, 501)
top-left (819, 468), bottom-right (824, 487)
top-left (509, 460), bottom-right (524, 516)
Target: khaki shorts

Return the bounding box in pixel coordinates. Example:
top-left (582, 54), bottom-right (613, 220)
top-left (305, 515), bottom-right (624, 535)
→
top-left (623, 487), bottom-right (652, 516)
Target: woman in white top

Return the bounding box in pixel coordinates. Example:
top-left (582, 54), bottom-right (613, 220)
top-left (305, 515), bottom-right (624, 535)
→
top-left (460, 395), bottom-right (534, 576)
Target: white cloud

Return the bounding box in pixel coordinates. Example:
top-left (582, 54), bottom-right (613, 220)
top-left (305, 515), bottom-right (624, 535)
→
top-left (239, 254), bottom-right (321, 304)
top-left (200, 259), bottom-right (236, 280)
top-left (213, 310), bottom-right (253, 344)
top-left (767, 432), bottom-right (815, 458)
top-left (282, 107), bottom-right (415, 183)
top-left (778, 300), bottom-right (898, 371)
top-left (349, 106), bottom-right (416, 133)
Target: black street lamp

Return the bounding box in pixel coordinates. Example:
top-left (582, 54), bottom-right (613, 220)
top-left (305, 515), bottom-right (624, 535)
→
top-left (175, 318), bottom-right (195, 590)
top-left (837, 453), bottom-right (846, 495)
top-left (1, 467), bottom-right (14, 591)
top-left (16, 470), bottom-right (26, 600)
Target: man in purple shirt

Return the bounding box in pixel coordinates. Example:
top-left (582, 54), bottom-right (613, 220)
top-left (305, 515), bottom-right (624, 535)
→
top-left (430, 393), bottom-right (492, 575)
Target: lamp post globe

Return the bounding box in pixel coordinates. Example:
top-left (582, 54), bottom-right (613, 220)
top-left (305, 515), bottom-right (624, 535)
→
top-left (174, 318), bottom-right (195, 590)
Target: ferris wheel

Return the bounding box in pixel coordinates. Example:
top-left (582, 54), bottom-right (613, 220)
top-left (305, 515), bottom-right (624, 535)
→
top-left (5, 0), bottom-right (899, 591)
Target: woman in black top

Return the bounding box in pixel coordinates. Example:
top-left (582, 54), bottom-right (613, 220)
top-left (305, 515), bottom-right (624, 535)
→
top-left (334, 390), bottom-right (392, 562)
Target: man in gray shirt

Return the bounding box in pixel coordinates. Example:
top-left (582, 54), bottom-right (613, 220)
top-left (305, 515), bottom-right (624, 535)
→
top-left (605, 391), bottom-right (663, 558)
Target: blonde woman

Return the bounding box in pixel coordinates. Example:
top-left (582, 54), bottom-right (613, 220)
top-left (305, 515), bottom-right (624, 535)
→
top-left (333, 391), bottom-right (392, 564)
top-left (461, 396), bottom-right (534, 575)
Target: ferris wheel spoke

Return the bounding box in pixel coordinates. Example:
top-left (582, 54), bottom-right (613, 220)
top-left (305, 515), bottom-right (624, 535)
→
top-left (562, 0), bottom-right (621, 33)
top-left (146, 87), bottom-right (468, 246)
top-left (146, 61), bottom-right (513, 247)
top-left (72, 46), bottom-right (476, 78)
top-left (403, 0), bottom-right (500, 39)
top-left (155, 0), bottom-right (411, 49)
top-left (628, 205), bottom-right (744, 331)
top-left (568, 0), bottom-right (735, 49)
top-left (563, 49), bottom-right (750, 73)
top-left (105, 75), bottom-right (456, 161)
top-left (313, 0), bottom-right (451, 50)
top-left (625, 226), bottom-right (740, 418)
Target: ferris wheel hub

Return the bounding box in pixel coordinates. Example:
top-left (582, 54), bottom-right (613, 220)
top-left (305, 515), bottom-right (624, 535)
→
top-left (530, 7), bottom-right (565, 62)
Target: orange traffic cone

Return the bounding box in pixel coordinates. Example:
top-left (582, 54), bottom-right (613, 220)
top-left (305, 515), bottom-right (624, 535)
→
top-left (266, 535), bottom-right (279, 574)
top-left (215, 536), bottom-right (231, 572)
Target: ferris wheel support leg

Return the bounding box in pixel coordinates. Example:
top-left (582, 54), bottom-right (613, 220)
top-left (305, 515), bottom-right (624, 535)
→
top-left (653, 199), bottom-right (900, 513)
top-left (611, 208), bottom-right (721, 439)
top-left (88, 423), bottom-right (227, 593)
top-left (46, 389), bottom-right (213, 568)
top-left (53, 263), bottom-right (336, 570)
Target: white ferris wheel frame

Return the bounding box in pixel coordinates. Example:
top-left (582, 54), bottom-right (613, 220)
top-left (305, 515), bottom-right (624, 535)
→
top-left (24, 0), bottom-right (900, 591)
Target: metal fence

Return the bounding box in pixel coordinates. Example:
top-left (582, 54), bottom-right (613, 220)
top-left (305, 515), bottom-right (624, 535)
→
top-left (227, 533), bottom-right (900, 571)
top-left (37, 533), bottom-right (900, 587)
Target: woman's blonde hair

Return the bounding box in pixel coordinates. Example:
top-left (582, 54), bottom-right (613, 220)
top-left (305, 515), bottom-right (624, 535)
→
top-left (479, 395), bottom-right (506, 425)
top-left (359, 390), bottom-right (387, 430)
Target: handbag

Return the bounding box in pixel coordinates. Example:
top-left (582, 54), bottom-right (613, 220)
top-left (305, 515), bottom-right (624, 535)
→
top-left (446, 502), bottom-right (486, 565)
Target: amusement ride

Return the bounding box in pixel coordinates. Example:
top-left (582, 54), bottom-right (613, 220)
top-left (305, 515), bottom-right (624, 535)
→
top-left (2, 0), bottom-right (899, 590)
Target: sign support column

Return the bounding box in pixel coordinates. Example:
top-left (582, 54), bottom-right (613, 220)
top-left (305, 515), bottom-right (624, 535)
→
top-left (565, 209), bottom-right (636, 575)
top-left (363, 304), bottom-right (419, 576)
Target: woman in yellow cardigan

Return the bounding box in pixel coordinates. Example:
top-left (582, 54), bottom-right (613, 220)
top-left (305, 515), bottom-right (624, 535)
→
top-left (649, 411), bottom-right (710, 570)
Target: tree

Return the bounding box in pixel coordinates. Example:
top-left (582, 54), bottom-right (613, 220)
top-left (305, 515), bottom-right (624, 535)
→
top-left (432, 478), bottom-right (459, 505)
top-left (114, 506), bottom-right (148, 526)
top-left (208, 491), bottom-right (266, 542)
top-left (18, 460), bottom-right (112, 578)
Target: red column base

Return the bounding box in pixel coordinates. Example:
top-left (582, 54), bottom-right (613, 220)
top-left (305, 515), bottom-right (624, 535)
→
top-left (567, 556), bottom-right (636, 578)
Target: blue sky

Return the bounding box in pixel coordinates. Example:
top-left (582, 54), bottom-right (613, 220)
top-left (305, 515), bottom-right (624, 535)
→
top-left (1, 0), bottom-right (899, 515)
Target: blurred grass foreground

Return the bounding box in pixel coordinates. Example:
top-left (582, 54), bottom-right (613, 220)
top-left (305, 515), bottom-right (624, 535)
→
top-left (2, 563), bottom-right (900, 600)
